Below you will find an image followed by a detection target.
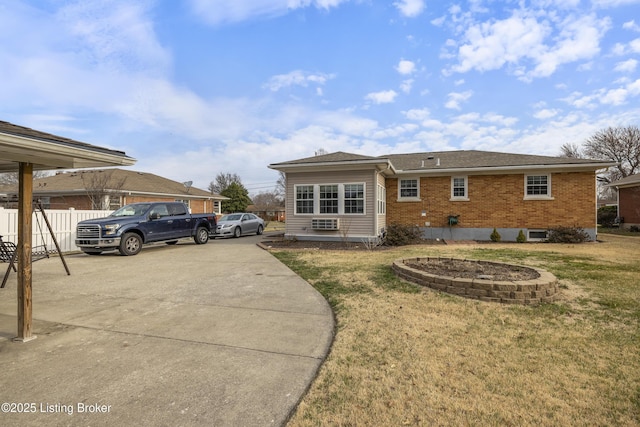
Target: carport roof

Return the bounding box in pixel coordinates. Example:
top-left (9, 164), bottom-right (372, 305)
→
top-left (0, 120), bottom-right (136, 172)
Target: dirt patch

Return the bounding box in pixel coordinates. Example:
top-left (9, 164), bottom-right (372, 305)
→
top-left (404, 258), bottom-right (540, 281)
top-left (260, 236), bottom-right (444, 251)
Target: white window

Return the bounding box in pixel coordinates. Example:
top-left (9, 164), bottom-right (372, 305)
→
top-left (377, 184), bottom-right (386, 214)
top-left (344, 184), bottom-right (364, 214)
top-left (525, 174), bottom-right (552, 199)
top-left (294, 183), bottom-right (366, 215)
top-left (319, 185), bottom-right (339, 214)
top-left (296, 185), bottom-right (314, 214)
top-left (399, 178), bottom-right (419, 200)
top-left (451, 176), bottom-right (468, 200)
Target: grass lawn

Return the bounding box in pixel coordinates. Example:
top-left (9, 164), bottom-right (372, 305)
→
top-left (270, 234), bottom-right (640, 426)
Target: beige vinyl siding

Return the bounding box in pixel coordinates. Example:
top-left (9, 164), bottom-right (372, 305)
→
top-left (285, 170), bottom-right (377, 240)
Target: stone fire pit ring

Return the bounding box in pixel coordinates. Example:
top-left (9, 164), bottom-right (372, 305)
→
top-left (392, 257), bottom-right (558, 305)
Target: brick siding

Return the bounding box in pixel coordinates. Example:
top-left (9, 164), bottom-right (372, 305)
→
top-left (619, 186), bottom-right (640, 224)
top-left (386, 172), bottom-right (596, 229)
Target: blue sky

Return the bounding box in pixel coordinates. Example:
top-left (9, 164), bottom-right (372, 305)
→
top-left (1, 0), bottom-right (639, 195)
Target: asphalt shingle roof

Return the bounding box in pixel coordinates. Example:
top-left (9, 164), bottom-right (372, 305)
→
top-left (0, 120), bottom-right (128, 157)
top-left (609, 173), bottom-right (640, 187)
top-left (271, 151), bottom-right (382, 165)
top-left (384, 150), bottom-right (608, 170)
top-left (271, 150), bottom-right (614, 171)
top-left (7, 168), bottom-right (217, 198)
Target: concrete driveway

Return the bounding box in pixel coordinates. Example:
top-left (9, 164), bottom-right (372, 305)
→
top-left (0, 234), bottom-right (334, 426)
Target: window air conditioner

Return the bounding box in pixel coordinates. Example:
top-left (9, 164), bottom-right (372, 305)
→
top-left (311, 218), bottom-right (340, 230)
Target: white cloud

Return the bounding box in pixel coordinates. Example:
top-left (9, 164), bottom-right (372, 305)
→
top-left (57, 0), bottom-right (171, 75)
top-left (451, 11), bottom-right (551, 74)
top-left (263, 70), bottom-right (336, 91)
top-left (450, 10), bottom-right (610, 81)
top-left (529, 14), bottom-right (610, 79)
top-left (365, 90), bottom-right (398, 104)
top-left (445, 91), bottom-right (473, 110)
top-left (614, 59), bottom-right (638, 73)
top-left (403, 108), bottom-right (430, 121)
top-left (533, 108), bottom-right (560, 119)
top-left (600, 88), bottom-right (629, 105)
top-left (592, 0), bottom-right (640, 7)
top-left (396, 59), bottom-right (416, 75)
top-left (400, 79), bottom-right (414, 94)
top-left (631, 38), bottom-right (640, 52)
top-left (188, 0), bottom-right (351, 25)
top-left (623, 20), bottom-right (640, 32)
top-left (394, 0), bottom-right (425, 18)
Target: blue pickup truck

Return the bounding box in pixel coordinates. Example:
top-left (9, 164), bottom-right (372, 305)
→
top-left (75, 202), bottom-right (217, 256)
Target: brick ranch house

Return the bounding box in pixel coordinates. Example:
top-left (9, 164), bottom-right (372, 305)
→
top-left (608, 173), bottom-right (640, 229)
top-left (269, 150), bottom-right (617, 242)
top-left (0, 168), bottom-right (226, 214)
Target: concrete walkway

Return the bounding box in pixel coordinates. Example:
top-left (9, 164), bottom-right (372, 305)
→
top-left (0, 235), bottom-right (334, 426)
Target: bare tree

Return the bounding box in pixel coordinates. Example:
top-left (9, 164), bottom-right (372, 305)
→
top-left (209, 172), bottom-right (242, 195)
top-left (0, 170), bottom-right (53, 185)
top-left (81, 170), bottom-right (127, 210)
top-left (252, 191), bottom-right (283, 210)
top-left (275, 171), bottom-right (286, 198)
top-left (559, 142), bottom-right (583, 158)
top-left (584, 125), bottom-right (640, 183)
top-left (315, 148), bottom-right (328, 156)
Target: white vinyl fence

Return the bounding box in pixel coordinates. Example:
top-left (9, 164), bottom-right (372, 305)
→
top-left (0, 208), bottom-right (113, 253)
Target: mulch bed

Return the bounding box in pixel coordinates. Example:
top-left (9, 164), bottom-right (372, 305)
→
top-left (260, 235), bottom-right (446, 251)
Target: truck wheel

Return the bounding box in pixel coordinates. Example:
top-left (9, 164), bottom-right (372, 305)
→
top-left (119, 232), bottom-right (142, 256)
top-left (194, 227), bottom-right (209, 244)
top-left (233, 227), bottom-right (241, 238)
top-left (256, 225), bottom-right (263, 235)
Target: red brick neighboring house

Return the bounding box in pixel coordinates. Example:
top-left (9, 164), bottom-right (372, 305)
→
top-left (269, 150), bottom-right (616, 242)
top-left (608, 173), bottom-right (640, 229)
top-left (0, 168), bottom-right (226, 214)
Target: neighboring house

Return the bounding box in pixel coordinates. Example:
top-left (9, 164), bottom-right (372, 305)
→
top-left (0, 168), bottom-right (226, 214)
top-left (269, 150), bottom-right (616, 242)
top-left (608, 173), bottom-right (640, 229)
top-left (246, 204), bottom-right (286, 222)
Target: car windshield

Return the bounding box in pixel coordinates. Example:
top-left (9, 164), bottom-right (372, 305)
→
top-left (220, 214), bottom-right (242, 221)
top-left (110, 204), bottom-right (151, 217)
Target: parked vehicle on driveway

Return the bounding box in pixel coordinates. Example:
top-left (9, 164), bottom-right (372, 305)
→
top-left (76, 202), bottom-right (217, 256)
top-left (214, 213), bottom-right (264, 238)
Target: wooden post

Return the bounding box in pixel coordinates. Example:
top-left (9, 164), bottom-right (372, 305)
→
top-left (16, 162), bottom-right (35, 342)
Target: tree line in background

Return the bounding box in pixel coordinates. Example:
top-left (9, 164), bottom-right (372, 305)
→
top-left (208, 172), bottom-right (285, 215)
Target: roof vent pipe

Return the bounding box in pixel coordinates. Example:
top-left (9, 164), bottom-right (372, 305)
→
top-left (421, 160), bottom-right (425, 168)
top-left (436, 158), bottom-right (440, 166)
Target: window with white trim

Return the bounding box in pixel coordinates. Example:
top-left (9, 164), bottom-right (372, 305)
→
top-left (344, 184), bottom-right (364, 214)
top-left (451, 176), bottom-right (468, 200)
top-left (399, 178), bottom-right (419, 199)
top-left (525, 174), bottom-right (551, 198)
top-left (294, 183), bottom-right (366, 215)
top-left (377, 184), bottom-right (386, 214)
top-left (296, 185), bottom-right (314, 214)
top-left (319, 185), bottom-right (339, 214)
